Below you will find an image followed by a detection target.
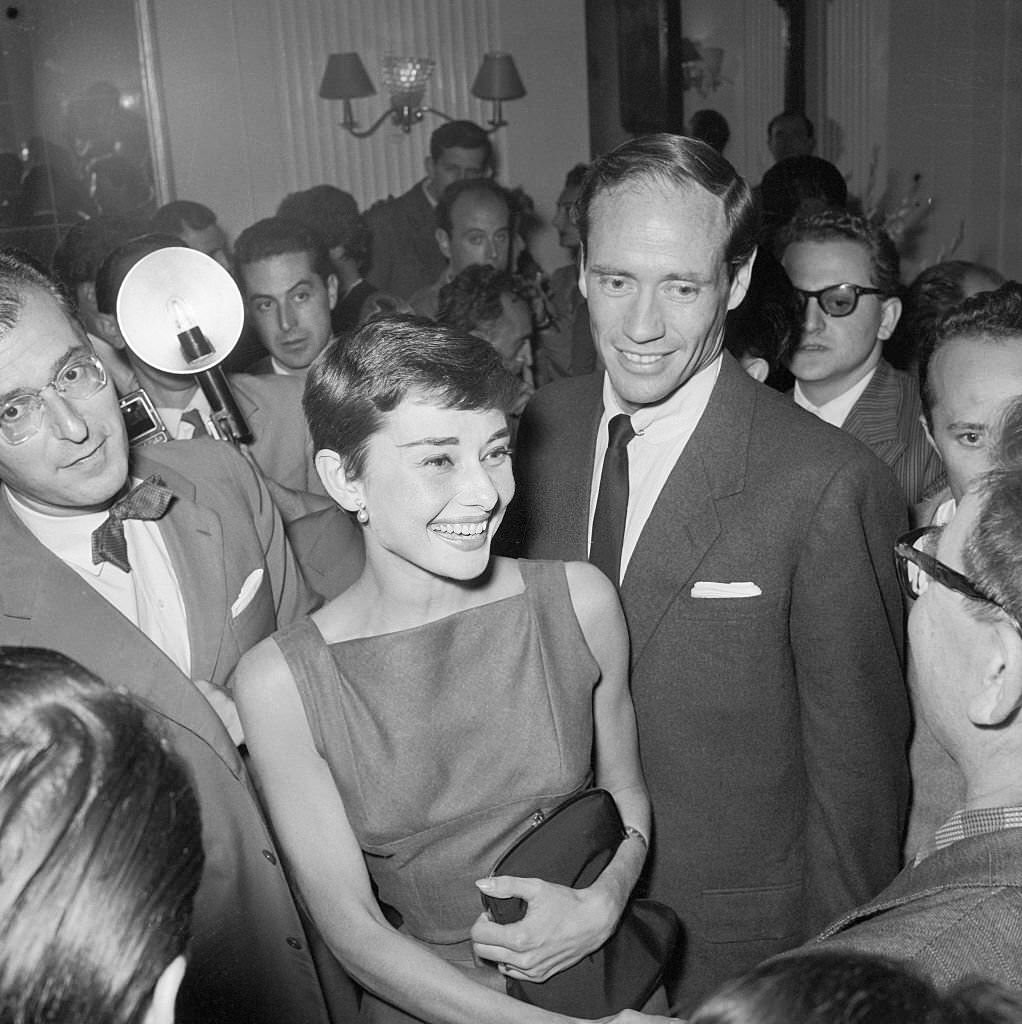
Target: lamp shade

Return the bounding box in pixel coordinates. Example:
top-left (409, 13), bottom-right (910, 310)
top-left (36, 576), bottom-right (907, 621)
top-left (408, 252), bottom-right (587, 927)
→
top-left (319, 52), bottom-right (376, 100)
top-left (471, 52), bottom-right (525, 101)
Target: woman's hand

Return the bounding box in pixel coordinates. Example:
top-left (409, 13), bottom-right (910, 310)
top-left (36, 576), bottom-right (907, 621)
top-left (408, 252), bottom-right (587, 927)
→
top-left (470, 874), bottom-right (620, 982)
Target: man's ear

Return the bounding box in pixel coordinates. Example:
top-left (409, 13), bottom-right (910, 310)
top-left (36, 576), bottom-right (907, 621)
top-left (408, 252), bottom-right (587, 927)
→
top-left (968, 619), bottom-right (1022, 726)
top-left (95, 312), bottom-right (127, 350)
top-left (878, 295), bottom-right (902, 340)
top-left (436, 228), bottom-right (451, 262)
top-left (578, 244), bottom-right (588, 300)
top-left (315, 449), bottom-right (363, 512)
top-left (325, 273), bottom-right (339, 311)
top-left (726, 248), bottom-right (757, 311)
top-left (143, 955), bottom-right (186, 1024)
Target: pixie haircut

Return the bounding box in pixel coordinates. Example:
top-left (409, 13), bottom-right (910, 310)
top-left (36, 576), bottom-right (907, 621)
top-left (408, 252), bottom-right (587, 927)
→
top-left (233, 216), bottom-right (335, 287)
top-left (150, 199), bottom-right (217, 235)
top-left (429, 119), bottom-right (493, 165)
top-left (0, 646), bottom-right (203, 1024)
top-left (0, 249), bottom-right (77, 335)
top-left (435, 178), bottom-right (512, 237)
top-left (775, 209), bottom-right (901, 297)
top-left (919, 281), bottom-right (1022, 425)
top-left (303, 314), bottom-right (519, 476)
top-left (573, 134), bottom-right (757, 277)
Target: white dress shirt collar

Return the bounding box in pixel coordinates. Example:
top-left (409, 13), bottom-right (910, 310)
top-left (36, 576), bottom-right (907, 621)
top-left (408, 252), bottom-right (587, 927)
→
top-left (793, 366), bottom-right (876, 428)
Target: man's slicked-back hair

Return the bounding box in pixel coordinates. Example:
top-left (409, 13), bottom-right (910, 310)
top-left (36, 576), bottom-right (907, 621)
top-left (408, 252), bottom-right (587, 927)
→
top-left (919, 281), bottom-right (1022, 425)
top-left (233, 216), bottom-right (335, 288)
top-left (776, 209), bottom-right (901, 297)
top-left (435, 177), bottom-right (512, 237)
top-left (574, 134), bottom-right (758, 276)
top-left (0, 646), bottom-right (203, 1024)
top-left (303, 314), bottom-right (519, 476)
top-left (150, 199), bottom-right (217, 236)
top-left (0, 249), bottom-right (76, 336)
top-left (94, 233), bottom-right (186, 315)
top-left (429, 119), bottom-right (493, 165)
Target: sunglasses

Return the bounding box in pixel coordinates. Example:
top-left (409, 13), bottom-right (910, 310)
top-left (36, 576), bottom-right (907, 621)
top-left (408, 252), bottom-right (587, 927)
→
top-left (793, 283), bottom-right (884, 318)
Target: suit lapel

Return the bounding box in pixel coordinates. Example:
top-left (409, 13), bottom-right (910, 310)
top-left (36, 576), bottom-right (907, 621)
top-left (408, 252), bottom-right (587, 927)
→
top-left (620, 356), bottom-right (753, 664)
top-left (0, 496), bottom-right (242, 776)
top-left (135, 452), bottom-right (229, 684)
top-left (841, 360), bottom-right (907, 464)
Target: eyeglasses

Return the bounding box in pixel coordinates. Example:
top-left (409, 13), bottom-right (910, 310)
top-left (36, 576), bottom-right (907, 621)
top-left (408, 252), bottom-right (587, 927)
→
top-left (793, 283), bottom-right (884, 318)
top-left (894, 526), bottom-right (1022, 632)
top-left (0, 352), bottom-right (108, 446)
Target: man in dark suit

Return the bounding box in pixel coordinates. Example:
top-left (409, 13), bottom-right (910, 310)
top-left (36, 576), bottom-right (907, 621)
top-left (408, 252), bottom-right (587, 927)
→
top-left (808, 398), bottom-right (1022, 990)
top-left (779, 209), bottom-right (944, 506)
top-left (365, 120), bottom-right (493, 300)
top-left (0, 251), bottom-right (353, 1024)
top-left (504, 135), bottom-right (911, 1014)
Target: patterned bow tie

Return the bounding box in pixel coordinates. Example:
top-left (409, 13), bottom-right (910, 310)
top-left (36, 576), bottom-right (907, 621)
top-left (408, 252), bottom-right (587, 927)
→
top-left (91, 475), bottom-right (174, 573)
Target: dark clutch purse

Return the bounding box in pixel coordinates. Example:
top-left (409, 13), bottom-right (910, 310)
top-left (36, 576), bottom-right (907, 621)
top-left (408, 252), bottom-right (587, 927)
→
top-left (481, 789), bottom-right (680, 1018)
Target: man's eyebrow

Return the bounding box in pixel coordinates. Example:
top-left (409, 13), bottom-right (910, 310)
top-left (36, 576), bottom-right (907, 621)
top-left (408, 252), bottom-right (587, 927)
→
top-left (0, 347), bottom-right (86, 403)
top-left (945, 420), bottom-right (987, 432)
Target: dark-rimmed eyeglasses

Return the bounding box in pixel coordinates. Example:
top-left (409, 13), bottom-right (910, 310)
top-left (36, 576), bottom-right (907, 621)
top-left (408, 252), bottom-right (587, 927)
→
top-left (894, 526), bottom-right (1022, 632)
top-left (793, 283), bottom-right (884, 318)
top-left (0, 352), bottom-right (108, 446)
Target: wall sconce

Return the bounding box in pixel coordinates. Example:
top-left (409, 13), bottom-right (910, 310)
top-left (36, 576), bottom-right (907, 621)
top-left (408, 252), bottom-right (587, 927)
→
top-left (681, 37), bottom-right (725, 97)
top-left (319, 51), bottom-right (525, 138)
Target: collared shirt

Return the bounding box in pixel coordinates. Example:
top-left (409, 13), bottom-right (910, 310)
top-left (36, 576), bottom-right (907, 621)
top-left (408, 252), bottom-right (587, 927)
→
top-left (5, 484), bottom-right (191, 675)
top-left (914, 805), bottom-right (1022, 866)
top-left (158, 387), bottom-right (213, 438)
top-left (793, 366), bottom-right (877, 427)
top-left (269, 357), bottom-right (306, 378)
top-left (588, 354), bottom-right (722, 583)
top-left (932, 495), bottom-right (957, 526)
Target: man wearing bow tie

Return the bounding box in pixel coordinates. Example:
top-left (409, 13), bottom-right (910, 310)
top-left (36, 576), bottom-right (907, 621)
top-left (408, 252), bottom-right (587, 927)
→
top-left (502, 135), bottom-right (911, 1014)
top-left (0, 251), bottom-right (352, 1024)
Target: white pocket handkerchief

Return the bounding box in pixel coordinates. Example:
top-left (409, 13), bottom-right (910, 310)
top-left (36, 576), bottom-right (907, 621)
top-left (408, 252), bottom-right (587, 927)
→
top-left (691, 581), bottom-right (763, 599)
top-left (231, 569), bottom-right (264, 618)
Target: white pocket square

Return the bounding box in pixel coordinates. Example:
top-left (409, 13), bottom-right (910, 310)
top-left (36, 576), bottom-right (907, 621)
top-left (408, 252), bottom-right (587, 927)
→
top-left (231, 569), bottom-right (264, 617)
top-left (691, 581), bottom-right (763, 599)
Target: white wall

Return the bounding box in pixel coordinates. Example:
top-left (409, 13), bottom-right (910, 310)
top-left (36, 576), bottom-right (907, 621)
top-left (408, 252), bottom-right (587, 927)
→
top-left (151, 0), bottom-right (588, 275)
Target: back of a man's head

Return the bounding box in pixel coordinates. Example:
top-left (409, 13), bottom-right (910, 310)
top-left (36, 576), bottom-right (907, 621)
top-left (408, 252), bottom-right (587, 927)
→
top-left (233, 216), bottom-right (334, 288)
top-left (276, 187), bottom-right (370, 275)
top-left (150, 200), bottom-right (217, 237)
top-left (573, 133), bottom-right (757, 276)
top-left (51, 214), bottom-right (149, 293)
top-left (94, 233), bottom-right (186, 316)
top-left (0, 646), bottom-right (202, 1024)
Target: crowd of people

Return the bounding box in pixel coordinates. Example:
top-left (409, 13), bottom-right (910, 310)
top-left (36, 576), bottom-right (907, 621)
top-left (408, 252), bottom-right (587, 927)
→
top-left (1, 111), bottom-right (1021, 1024)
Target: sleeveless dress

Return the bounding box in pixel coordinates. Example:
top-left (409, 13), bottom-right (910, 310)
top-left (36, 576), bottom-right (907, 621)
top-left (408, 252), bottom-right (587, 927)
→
top-left (271, 559), bottom-right (601, 1022)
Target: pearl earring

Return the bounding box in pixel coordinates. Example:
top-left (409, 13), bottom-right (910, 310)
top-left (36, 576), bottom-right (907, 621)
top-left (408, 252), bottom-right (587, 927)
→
top-left (356, 503), bottom-right (369, 525)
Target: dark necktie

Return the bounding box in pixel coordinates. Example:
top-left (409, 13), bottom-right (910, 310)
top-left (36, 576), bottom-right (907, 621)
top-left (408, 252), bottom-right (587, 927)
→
top-left (91, 475), bottom-right (175, 574)
top-left (589, 414), bottom-right (635, 584)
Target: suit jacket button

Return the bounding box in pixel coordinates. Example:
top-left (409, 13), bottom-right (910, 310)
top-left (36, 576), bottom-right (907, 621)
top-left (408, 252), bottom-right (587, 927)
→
top-left (286, 936), bottom-right (303, 950)
top-left (262, 849), bottom-right (277, 865)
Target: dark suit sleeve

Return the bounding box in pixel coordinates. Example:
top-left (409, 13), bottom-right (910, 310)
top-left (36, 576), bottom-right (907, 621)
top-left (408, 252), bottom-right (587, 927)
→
top-left (366, 200), bottom-right (398, 296)
top-left (789, 453), bottom-right (910, 933)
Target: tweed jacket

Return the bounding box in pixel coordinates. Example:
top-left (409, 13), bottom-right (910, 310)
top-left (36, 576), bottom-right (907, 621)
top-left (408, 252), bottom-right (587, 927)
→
top-left (365, 180), bottom-right (445, 300)
top-left (839, 358), bottom-right (945, 506)
top-left (504, 354), bottom-right (912, 1012)
top-left (0, 440), bottom-right (352, 1024)
top-left (811, 826), bottom-right (1022, 989)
